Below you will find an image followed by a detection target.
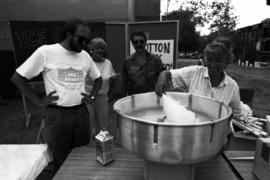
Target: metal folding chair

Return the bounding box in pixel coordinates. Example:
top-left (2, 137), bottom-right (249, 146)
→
top-left (22, 81), bottom-right (45, 128)
top-left (239, 88), bottom-right (254, 109)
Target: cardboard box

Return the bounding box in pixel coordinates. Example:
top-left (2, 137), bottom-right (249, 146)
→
top-left (95, 131), bottom-right (115, 165)
top-left (253, 138), bottom-right (270, 180)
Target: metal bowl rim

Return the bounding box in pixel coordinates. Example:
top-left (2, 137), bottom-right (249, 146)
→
top-left (113, 92), bottom-right (232, 127)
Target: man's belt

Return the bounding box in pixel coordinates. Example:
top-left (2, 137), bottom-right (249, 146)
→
top-left (47, 104), bottom-right (85, 110)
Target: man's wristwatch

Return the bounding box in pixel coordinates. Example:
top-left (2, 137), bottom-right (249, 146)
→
top-left (90, 96), bottom-right (96, 101)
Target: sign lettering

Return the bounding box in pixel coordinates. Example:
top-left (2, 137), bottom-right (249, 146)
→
top-left (130, 39), bottom-right (174, 69)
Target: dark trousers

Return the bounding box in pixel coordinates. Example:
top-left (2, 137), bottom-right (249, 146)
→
top-left (41, 104), bottom-right (90, 173)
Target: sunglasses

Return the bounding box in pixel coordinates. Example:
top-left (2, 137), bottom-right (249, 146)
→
top-left (73, 35), bottom-right (90, 44)
top-left (133, 40), bottom-right (145, 45)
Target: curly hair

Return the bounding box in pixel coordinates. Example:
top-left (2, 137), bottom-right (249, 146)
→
top-left (131, 31), bottom-right (147, 43)
top-left (90, 37), bottom-right (107, 48)
top-left (204, 42), bottom-right (231, 63)
top-left (62, 18), bottom-right (88, 39)
top-left (212, 37), bottom-right (234, 63)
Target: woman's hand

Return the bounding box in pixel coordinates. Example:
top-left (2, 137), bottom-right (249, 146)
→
top-left (155, 70), bottom-right (171, 97)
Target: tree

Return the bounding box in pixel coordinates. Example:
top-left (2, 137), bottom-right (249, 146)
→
top-left (163, 0), bottom-right (238, 52)
top-left (164, 0), bottom-right (238, 34)
top-left (180, 0), bottom-right (210, 28)
top-left (163, 8), bottom-right (200, 53)
top-left (209, 0), bottom-right (238, 35)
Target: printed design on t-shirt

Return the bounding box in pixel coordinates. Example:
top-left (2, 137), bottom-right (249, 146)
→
top-left (58, 67), bottom-right (84, 83)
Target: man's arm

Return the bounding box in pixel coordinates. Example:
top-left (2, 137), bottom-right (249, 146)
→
top-left (121, 75), bottom-right (128, 97)
top-left (90, 76), bottom-right (102, 98)
top-left (81, 76), bottom-right (102, 104)
top-left (121, 60), bottom-right (129, 97)
top-left (11, 72), bottom-right (58, 107)
top-left (108, 75), bottom-right (117, 101)
top-left (155, 56), bottom-right (166, 75)
top-left (11, 72), bottom-right (42, 105)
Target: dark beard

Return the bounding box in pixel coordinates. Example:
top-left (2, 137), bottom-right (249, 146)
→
top-left (135, 46), bottom-right (145, 53)
top-left (69, 38), bottom-right (82, 53)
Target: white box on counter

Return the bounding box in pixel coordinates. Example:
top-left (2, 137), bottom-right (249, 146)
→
top-left (95, 131), bottom-right (115, 165)
top-left (253, 137), bottom-right (270, 180)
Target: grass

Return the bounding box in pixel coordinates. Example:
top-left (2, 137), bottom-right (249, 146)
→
top-left (226, 64), bottom-right (270, 118)
top-left (0, 98), bottom-right (43, 144)
top-left (0, 62), bottom-right (269, 144)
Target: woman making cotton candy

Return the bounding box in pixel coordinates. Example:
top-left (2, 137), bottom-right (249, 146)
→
top-left (155, 40), bottom-right (242, 118)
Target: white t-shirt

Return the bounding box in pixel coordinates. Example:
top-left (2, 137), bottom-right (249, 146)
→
top-left (16, 43), bottom-right (101, 106)
top-left (85, 58), bottom-right (116, 95)
top-left (170, 65), bottom-right (241, 115)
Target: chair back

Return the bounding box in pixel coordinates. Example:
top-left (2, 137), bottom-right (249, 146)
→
top-left (240, 88), bottom-right (254, 108)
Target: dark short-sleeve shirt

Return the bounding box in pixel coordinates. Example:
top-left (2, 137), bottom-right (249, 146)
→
top-left (122, 51), bottom-right (165, 95)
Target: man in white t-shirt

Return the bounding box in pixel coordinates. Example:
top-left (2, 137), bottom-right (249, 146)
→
top-left (11, 19), bottom-right (102, 173)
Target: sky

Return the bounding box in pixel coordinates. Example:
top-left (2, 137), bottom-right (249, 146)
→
top-left (161, 0), bottom-right (270, 35)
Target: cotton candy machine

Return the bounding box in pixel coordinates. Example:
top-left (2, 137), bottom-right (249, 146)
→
top-left (113, 92), bottom-right (232, 180)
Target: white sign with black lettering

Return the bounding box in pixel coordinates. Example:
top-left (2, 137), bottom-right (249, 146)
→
top-left (130, 39), bottom-right (174, 69)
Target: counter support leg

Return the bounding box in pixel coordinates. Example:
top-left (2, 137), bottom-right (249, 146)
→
top-left (144, 161), bottom-right (195, 180)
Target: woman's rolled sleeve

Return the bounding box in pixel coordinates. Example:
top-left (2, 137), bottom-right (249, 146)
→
top-left (229, 86), bottom-right (242, 116)
top-left (170, 66), bottom-right (197, 91)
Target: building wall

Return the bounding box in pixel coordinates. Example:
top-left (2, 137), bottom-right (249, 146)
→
top-left (135, 0), bottom-right (160, 21)
top-left (0, 0), bottom-right (160, 50)
top-left (0, 0), bottom-right (131, 50)
top-left (0, 22), bottom-right (12, 50)
top-left (0, 0), bottom-right (129, 21)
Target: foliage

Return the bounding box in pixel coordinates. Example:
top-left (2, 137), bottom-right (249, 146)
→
top-left (163, 9), bottom-right (200, 52)
top-left (163, 0), bottom-right (239, 51)
top-left (208, 0), bottom-right (238, 35)
top-left (183, 0), bottom-right (238, 35)
top-left (180, 0), bottom-right (210, 27)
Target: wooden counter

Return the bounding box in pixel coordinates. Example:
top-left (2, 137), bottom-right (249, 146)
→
top-left (53, 145), bottom-right (240, 180)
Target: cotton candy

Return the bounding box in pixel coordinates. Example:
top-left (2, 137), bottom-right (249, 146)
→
top-left (162, 94), bottom-right (198, 124)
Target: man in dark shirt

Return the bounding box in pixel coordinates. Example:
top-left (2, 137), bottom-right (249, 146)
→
top-left (122, 31), bottom-right (165, 95)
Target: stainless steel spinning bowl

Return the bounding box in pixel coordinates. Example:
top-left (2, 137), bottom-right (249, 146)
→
top-left (113, 92), bottom-right (232, 164)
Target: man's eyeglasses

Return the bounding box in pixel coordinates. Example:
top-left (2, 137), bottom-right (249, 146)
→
top-left (73, 35), bottom-right (90, 44)
top-left (133, 40), bottom-right (145, 45)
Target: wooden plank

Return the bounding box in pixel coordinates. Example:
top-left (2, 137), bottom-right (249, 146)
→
top-left (53, 146), bottom-right (239, 180)
top-left (224, 151), bottom-right (255, 159)
top-left (53, 146), bottom-right (144, 180)
top-left (223, 151), bottom-right (259, 180)
top-left (227, 161), bottom-right (257, 180)
top-left (196, 155), bottom-right (238, 180)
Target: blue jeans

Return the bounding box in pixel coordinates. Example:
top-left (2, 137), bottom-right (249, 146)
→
top-left (41, 104), bottom-right (90, 172)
